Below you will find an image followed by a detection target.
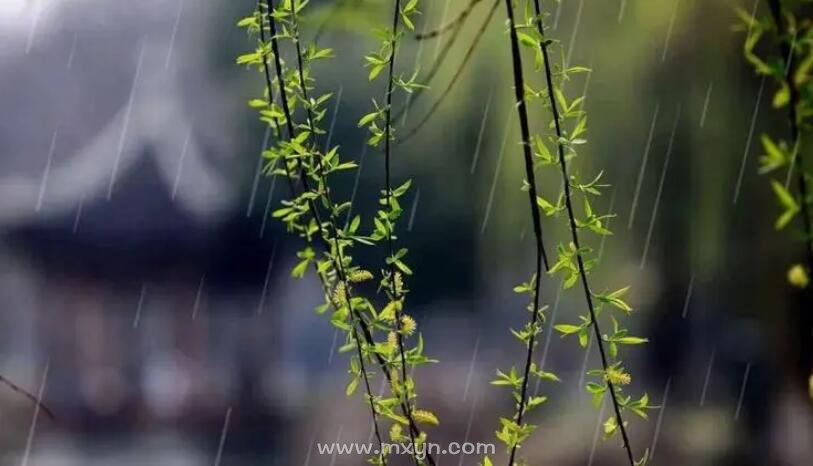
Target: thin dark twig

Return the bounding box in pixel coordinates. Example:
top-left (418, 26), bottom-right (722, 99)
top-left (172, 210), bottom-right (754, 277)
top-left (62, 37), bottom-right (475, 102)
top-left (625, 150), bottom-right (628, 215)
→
top-left (0, 374), bottom-right (55, 420)
top-left (531, 3), bottom-right (636, 464)
top-left (415, 0), bottom-right (484, 40)
top-left (381, 1), bottom-right (424, 465)
top-left (256, 1), bottom-right (288, 183)
top-left (292, 1), bottom-right (435, 462)
top-left (257, 0), bottom-right (338, 332)
top-left (263, 1), bottom-right (389, 462)
top-left (261, 2), bottom-right (347, 311)
top-left (299, 0), bottom-right (433, 457)
top-left (263, 2), bottom-right (434, 462)
top-left (766, 0), bottom-right (813, 272)
top-left (396, 0), bottom-right (498, 146)
top-left (500, 1), bottom-right (552, 464)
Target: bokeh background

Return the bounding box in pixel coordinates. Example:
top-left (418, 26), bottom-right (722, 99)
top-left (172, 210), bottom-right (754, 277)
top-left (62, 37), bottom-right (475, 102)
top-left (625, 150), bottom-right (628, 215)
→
top-left (0, 0), bottom-right (811, 464)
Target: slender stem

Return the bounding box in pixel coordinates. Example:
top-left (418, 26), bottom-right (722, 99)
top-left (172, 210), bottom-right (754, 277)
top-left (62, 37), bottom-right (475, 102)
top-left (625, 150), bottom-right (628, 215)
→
top-left (381, 2), bottom-right (424, 465)
top-left (530, 3), bottom-right (636, 464)
top-left (289, 3), bottom-right (433, 462)
top-left (264, 2), bottom-right (434, 462)
top-left (501, 1), bottom-right (551, 464)
top-left (766, 0), bottom-right (813, 272)
top-left (0, 374), bottom-right (55, 420)
top-left (384, 0), bottom-right (402, 279)
top-left (262, 1), bottom-right (388, 462)
top-left (257, 0), bottom-right (339, 329)
top-left (256, 1), bottom-right (290, 189)
top-left (257, 0), bottom-right (341, 348)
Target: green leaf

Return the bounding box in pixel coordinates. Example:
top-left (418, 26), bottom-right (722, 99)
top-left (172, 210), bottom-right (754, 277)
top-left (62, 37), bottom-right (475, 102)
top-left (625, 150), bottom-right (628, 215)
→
top-left (369, 63), bottom-right (386, 81)
top-left (400, 11), bottom-right (414, 31)
top-left (759, 134), bottom-right (787, 173)
top-left (518, 32), bottom-right (538, 48)
top-left (615, 336), bottom-right (648, 345)
top-left (772, 179), bottom-right (798, 210)
top-left (291, 259), bottom-right (309, 278)
top-left (554, 324), bottom-right (581, 335)
top-left (346, 377), bottom-right (359, 396)
top-left (771, 179), bottom-right (799, 229)
top-left (554, 88), bottom-right (568, 113)
top-left (773, 85), bottom-right (789, 108)
top-left (248, 99), bottom-right (268, 108)
top-left (393, 179), bottom-right (413, 197)
top-left (358, 111), bottom-right (378, 127)
top-left (578, 327), bottom-right (589, 347)
top-left (526, 395), bottom-right (547, 409)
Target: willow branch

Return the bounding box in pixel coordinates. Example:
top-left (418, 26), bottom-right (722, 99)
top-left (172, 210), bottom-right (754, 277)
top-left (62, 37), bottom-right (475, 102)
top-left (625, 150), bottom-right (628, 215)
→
top-left (531, 2), bottom-right (636, 463)
top-left (262, 1), bottom-right (387, 461)
top-left (500, 1), bottom-right (552, 464)
top-left (380, 1), bottom-right (425, 465)
top-left (766, 0), bottom-right (813, 272)
top-left (264, 2), bottom-right (435, 461)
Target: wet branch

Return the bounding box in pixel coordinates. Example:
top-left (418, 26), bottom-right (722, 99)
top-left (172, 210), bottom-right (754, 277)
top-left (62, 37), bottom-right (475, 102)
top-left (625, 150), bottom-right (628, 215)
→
top-left (530, 1), bottom-right (636, 463)
top-left (381, 1), bottom-right (424, 464)
top-left (261, 0), bottom-right (388, 461)
top-left (261, 2), bottom-right (435, 462)
top-left (500, 1), bottom-right (551, 464)
top-left (766, 0), bottom-right (813, 273)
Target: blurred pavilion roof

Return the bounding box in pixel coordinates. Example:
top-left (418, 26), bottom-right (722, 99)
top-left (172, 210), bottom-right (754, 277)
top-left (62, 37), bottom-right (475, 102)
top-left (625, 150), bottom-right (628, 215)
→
top-left (0, 0), bottom-right (238, 232)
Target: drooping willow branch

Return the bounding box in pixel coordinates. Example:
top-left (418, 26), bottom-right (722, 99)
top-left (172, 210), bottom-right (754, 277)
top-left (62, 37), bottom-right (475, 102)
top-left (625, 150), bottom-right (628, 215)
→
top-left (531, 3), bottom-right (637, 464)
top-left (766, 0), bottom-right (813, 274)
top-left (255, 1), bottom-right (288, 187)
top-left (292, 9), bottom-right (398, 466)
top-left (502, 0), bottom-right (550, 466)
top-left (380, 0), bottom-right (422, 463)
top-left (396, 0), bottom-right (499, 146)
top-left (383, 0), bottom-right (403, 294)
top-left (259, 1), bottom-right (388, 460)
top-left (292, 1), bottom-right (438, 464)
top-left (356, 1), bottom-right (442, 463)
top-left (247, 2), bottom-right (439, 463)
